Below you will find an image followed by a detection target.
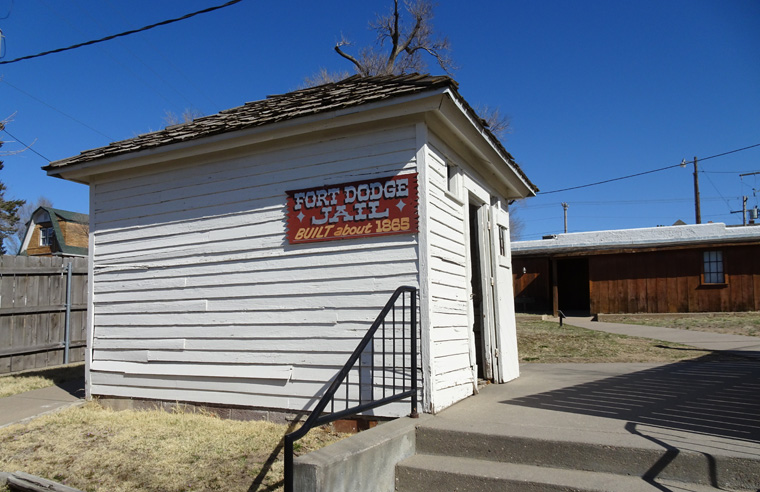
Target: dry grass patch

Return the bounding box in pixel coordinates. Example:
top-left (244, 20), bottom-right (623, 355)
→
top-left (516, 319), bottom-right (718, 363)
top-left (601, 312), bottom-right (760, 338)
top-left (0, 402), bottom-right (345, 492)
top-left (0, 364), bottom-right (84, 398)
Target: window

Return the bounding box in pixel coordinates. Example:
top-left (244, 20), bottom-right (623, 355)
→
top-left (40, 226), bottom-right (54, 247)
top-left (498, 225), bottom-right (507, 256)
top-left (446, 163), bottom-right (458, 195)
top-left (702, 250), bottom-right (725, 284)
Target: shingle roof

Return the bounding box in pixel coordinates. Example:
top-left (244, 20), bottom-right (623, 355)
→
top-left (45, 73), bottom-right (537, 193)
top-left (47, 207), bottom-right (88, 225)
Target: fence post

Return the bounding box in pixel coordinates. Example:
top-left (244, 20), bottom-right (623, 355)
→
top-left (64, 261), bottom-right (72, 364)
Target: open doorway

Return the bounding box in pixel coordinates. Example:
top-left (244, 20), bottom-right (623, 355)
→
top-left (556, 258), bottom-right (590, 316)
top-left (467, 203), bottom-right (494, 381)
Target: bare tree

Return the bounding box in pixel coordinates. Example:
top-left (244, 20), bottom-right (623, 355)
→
top-left (334, 0), bottom-right (453, 77)
top-left (164, 108), bottom-right (204, 126)
top-left (475, 105), bottom-right (512, 139)
top-left (0, 116), bottom-right (26, 254)
top-left (300, 68), bottom-right (353, 89)
top-left (508, 200), bottom-right (526, 241)
top-left (305, 1), bottom-right (513, 141)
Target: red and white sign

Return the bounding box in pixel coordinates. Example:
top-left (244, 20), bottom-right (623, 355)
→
top-left (286, 173), bottom-right (418, 244)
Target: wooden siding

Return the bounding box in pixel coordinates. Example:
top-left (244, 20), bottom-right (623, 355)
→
top-left (589, 245), bottom-right (760, 314)
top-left (513, 243), bottom-right (760, 314)
top-left (425, 136), bottom-right (475, 410)
top-left (59, 220), bottom-right (89, 249)
top-left (24, 222), bottom-right (55, 256)
top-left (24, 219), bottom-right (87, 257)
top-left (512, 258), bottom-right (552, 313)
top-left (89, 124), bottom-right (421, 416)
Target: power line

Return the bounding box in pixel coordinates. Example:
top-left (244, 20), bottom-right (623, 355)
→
top-left (102, 0), bottom-right (219, 111)
top-left (699, 143), bottom-right (760, 162)
top-left (37, 0), bottom-right (183, 110)
top-left (540, 143), bottom-right (760, 195)
top-left (1, 128), bottom-right (51, 162)
top-left (0, 0), bottom-right (11, 20)
top-left (0, 0), bottom-right (244, 65)
top-left (519, 196), bottom-right (735, 210)
top-left (1, 78), bottom-right (114, 140)
top-left (702, 172), bottom-right (733, 212)
top-left (703, 170), bottom-right (758, 174)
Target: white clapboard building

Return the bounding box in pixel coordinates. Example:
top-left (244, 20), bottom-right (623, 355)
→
top-left (46, 74), bottom-right (537, 416)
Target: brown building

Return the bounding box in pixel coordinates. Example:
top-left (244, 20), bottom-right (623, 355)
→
top-left (18, 207), bottom-right (89, 257)
top-left (511, 222), bottom-right (760, 316)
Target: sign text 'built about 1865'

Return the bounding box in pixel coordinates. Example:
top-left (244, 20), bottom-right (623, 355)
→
top-left (286, 173), bottom-right (418, 244)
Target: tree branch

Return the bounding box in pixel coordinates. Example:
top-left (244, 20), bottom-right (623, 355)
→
top-left (387, 1), bottom-right (424, 73)
top-left (334, 39), bottom-right (366, 75)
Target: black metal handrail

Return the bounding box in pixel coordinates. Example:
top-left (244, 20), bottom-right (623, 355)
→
top-left (283, 285), bottom-right (418, 492)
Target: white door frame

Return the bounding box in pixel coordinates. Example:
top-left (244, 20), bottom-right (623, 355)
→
top-left (465, 182), bottom-right (497, 383)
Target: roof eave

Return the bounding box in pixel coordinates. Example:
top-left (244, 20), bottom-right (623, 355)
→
top-left (432, 89), bottom-right (537, 200)
top-left (46, 88), bottom-right (451, 184)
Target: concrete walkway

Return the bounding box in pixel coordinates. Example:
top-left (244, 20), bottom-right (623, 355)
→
top-left (417, 359), bottom-right (760, 489)
top-left (434, 361), bottom-right (760, 459)
top-left (0, 379), bottom-right (85, 428)
top-left (302, 318), bottom-right (760, 491)
top-left (564, 316), bottom-right (760, 358)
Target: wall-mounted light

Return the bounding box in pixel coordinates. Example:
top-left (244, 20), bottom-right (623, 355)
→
top-left (522, 267), bottom-right (527, 275)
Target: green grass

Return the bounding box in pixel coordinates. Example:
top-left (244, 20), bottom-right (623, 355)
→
top-left (0, 402), bottom-right (345, 492)
top-left (600, 312), bottom-right (760, 338)
top-left (516, 319), bottom-right (718, 363)
top-left (0, 364), bottom-right (84, 398)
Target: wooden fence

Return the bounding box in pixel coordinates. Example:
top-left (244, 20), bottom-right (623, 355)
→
top-left (0, 255), bottom-right (88, 374)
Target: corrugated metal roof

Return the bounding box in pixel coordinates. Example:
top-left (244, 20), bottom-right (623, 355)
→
top-left (45, 74), bottom-right (537, 193)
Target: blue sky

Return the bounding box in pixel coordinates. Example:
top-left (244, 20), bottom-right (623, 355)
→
top-left (1, 0), bottom-right (759, 240)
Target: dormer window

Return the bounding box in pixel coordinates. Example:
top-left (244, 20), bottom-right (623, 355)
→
top-left (40, 226), bottom-right (54, 246)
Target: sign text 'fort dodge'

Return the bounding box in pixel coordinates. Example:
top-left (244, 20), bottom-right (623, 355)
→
top-left (287, 174), bottom-right (419, 244)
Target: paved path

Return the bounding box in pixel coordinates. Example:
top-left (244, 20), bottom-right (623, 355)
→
top-left (434, 361), bottom-right (760, 459)
top-left (0, 379), bottom-right (85, 428)
top-left (564, 316), bottom-right (760, 358)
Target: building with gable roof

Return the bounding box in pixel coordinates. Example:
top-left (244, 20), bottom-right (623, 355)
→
top-left (45, 74), bottom-right (537, 416)
top-left (18, 206), bottom-right (89, 257)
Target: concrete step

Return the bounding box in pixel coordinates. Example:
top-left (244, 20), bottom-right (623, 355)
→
top-left (396, 454), bottom-right (754, 492)
top-left (411, 425), bottom-right (760, 491)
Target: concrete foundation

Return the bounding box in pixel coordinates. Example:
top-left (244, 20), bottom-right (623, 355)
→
top-left (293, 414), bottom-right (432, 492)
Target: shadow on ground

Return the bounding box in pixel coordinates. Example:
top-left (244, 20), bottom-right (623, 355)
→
top-left (502, 355), bottom-right (760, 444)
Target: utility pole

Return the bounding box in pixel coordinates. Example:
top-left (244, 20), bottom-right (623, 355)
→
top-left (693, 156), bottom-right (701, 224)
top-left (561, 202), bottom-right (569, 233)
top-left (731, 196), bottom-right (748, 226)
top-left (737, 172), bottom-right (760, 226)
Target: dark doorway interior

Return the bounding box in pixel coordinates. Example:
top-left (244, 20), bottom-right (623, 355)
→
top-left (556, 258), bottom-right (590, 316)
top-left (468, 204), bottom-right (485, 379)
